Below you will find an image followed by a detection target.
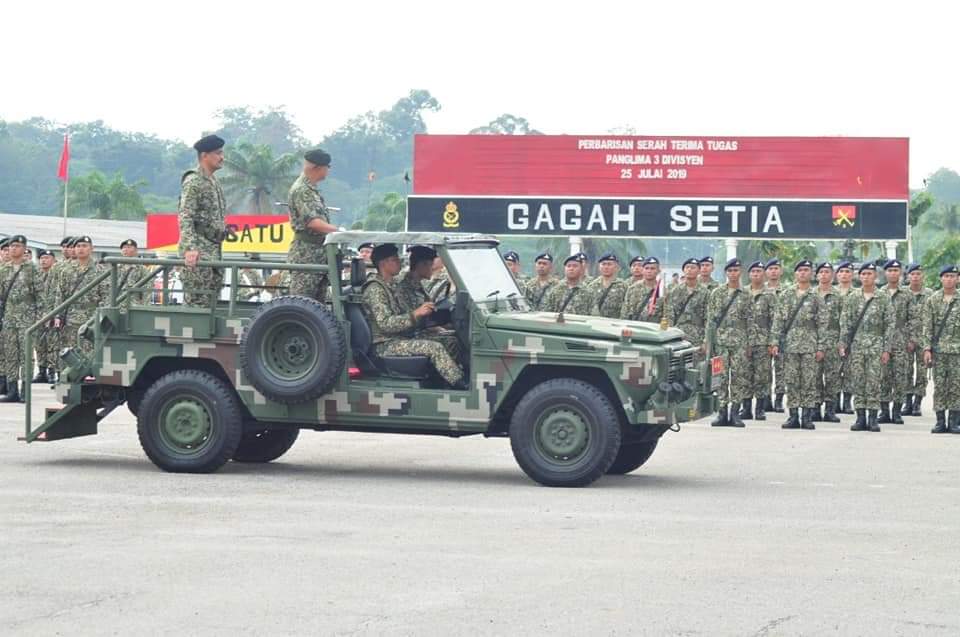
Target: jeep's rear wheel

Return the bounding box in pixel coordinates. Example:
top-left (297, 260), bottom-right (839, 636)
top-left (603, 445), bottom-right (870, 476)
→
top-left (137, 370), bottom-right (243, 473)
top-left (509, 378), bottom-right (621, 487)
top-left (232, 428), bottom-right (300, 463)
top-left (606, 440), bottom-right (658, 475)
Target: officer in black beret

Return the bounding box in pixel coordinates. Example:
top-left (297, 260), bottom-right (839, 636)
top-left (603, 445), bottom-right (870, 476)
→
top-left (628, 255), bottom-right (646, 285)
top-left (525, 253), bottom-right (558, 310)
top-left (698, 255), bottom-right (718, 291)
top-left (877, 257), bottom-right (910, 424)
top-left (924, 265), bottom-right (960, 432)
top-left (741, 260), bottom-right (775, 421)
top-left (0, 234), bottom-right (40, 401)
top-left (706, 257), bottom-right (750, 427)
top-left (357, 242), bottom-right (375, 264)
top-left (180, 134), bottom-right (228, 307)
top-left (287, 149), bottom-right (338, 302)
top-left (903, 263), bottom-right (932, 417)
top-left (541, 254), bottom-right (598, 315)
top-left (669, 257), bottom-right (709, 356)
top-left (589, 253), bottom-right (627, 318)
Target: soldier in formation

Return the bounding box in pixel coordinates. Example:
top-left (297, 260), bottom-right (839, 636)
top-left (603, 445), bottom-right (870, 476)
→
top-left (878, 259), bottom-right (911, 424)
top-left (118, 239), bottom-right (150, 309)
top-left (621, 257), bottom-right (664, 323)
top-left (706, 258), bottom-right (751, 427)
top-left (503, 251), bottom-right (527, 289)
top-left (588, 253), bottom-right (627, 319)
top-left (814, 262), bottom-right (842, 423)
top-left (52, 236), bottom-right (110, 364)
top-left (665, 258), bottom-right (708, 355)
top-left (523, 253), bottom-right (557, 310)
top-left (833, 261), bottom-right (856, 413)
top-left (0, 235), bottom-right (41, 402)
top-left (541, 254), bottom-right (598, 315)
top-left (33, 249), bottom-right (57, 384)
top-left (764, 259), bottom-right (788, 413)
top-left (698, 256), bottom-right (718, 292)
top-left (627, 256), bottom-right (645, 286)
top-left (904, 263), bottom-right (932, 417)
top-left (287, 149), bottom-right (338, 301)
top-left (740, 261), bottom-right (774, 421)
top-left (922, 265), bottom-right (960, 434)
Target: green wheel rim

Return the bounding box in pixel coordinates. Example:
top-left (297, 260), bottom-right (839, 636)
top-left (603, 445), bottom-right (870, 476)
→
top-left (159, 396), bottom-right (213, 456)
top-left (534, 406), bottom-right (591, 466)
top-left (260, 319), bottom-right (319, 380)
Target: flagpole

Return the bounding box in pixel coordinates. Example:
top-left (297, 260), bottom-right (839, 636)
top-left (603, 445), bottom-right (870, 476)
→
top-left (61, 132), bottom-right (69, 235)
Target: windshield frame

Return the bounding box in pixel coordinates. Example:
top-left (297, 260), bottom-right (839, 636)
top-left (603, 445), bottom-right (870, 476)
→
top-left (443, 244), bottom-right (529, 314)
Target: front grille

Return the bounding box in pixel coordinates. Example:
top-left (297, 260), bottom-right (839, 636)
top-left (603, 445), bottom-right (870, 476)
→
top-left (668, 348), bottom-right (696, 382)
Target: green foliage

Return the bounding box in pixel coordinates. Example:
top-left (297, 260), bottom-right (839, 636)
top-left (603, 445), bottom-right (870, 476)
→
top-left (219, 142), bottom-right (299, 213)
top-left (351, 193), bottom-right (406, 232)
top-left (921, 235), bottom-right (960, 288)
top-left (211, 106), bottom-right (308, 154)
top-left (62, 170), bottom-right (147, 220)
top-left (910, 191), bottom-right (934, 226)
top-left (470, 114), bottom-right (542, 135)
top-left (924, 168), bottom-right (960, 205)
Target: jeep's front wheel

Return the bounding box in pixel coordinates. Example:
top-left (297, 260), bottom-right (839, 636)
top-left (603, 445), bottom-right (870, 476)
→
top-left (606, 440), bottom-right (658, 475)
top-left (137, 370), bottom-right (243, 473)
top-left (509, 378), bottom-right (621, 487)
top-left (232, 428), bottom-right (300, 463)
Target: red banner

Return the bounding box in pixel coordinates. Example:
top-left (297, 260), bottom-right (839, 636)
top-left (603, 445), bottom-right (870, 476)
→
top-left (413, 135), bottom-right (908, 200)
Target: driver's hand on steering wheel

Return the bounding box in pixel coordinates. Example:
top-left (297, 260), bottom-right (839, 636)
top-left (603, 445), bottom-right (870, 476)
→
top-left (413, 302), bottom-right (435, 319)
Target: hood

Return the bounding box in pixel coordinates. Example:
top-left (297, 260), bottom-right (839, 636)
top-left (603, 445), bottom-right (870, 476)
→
top-left (485, 312), bottom-right (686, 344)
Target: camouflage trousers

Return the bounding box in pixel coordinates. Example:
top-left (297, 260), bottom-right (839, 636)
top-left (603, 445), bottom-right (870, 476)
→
top-left (744, 345), bottom-right (771, 398)
top-left (880, 347), bottom-right (911, 402)
top-left (375, 339), bottom-right (464, 386)
top-left (181, 266), bottom-right (224, 308)
top-left (818, 346), bottom-right (842, 401)
top-left (1, 325), bottom-right (27, 385)
top-left (931, 353), bottom-right (960, 411)
top-left (715, 346), bottom-right (750, 408)
top-left (783, 352), bottom-right (818, 408)
top-left (416, 330), bottom-right (462, 363)
top-left (36, 326), bottom-right (59, 369)
top-left (773, 352), bottom-right (785, 394)
top-left (288, 241), bottom-right (328, 302)
top-left (908, 347), bottom-right (929, 398)
top-left (847, 348), bottom-right (884, 410)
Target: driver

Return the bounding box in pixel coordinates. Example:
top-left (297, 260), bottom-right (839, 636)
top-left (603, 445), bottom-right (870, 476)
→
top-left (396, 245), bottom-right (461, 361)
top-left (361, 244), bottom-right (466, 389)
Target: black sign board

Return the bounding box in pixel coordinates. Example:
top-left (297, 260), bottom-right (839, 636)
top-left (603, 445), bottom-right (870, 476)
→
top-left (407, 196), bottom-right (907, 241)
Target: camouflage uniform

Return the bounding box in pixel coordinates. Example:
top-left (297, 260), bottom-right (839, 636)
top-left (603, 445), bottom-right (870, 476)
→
top-left (665, 283), bottom-right (709, 351)
top-left (815, 286), bottom-right (843, 403)
top-left (395, 271), bottom-right (462, 362)
top-left (907, 286), bottom-right (933, 400)
top-left (587, 277), bottom-right (627, 319)
top-left (921, 291), bottom-right (960, 411)
top-left (118, 262), bottom-right (151, 309)
top-left (706, 286), bottom-right (753, 410)
top-left (0, 260), bottom-right (41, 387)
top-left (287, 173), bottom-right (330, 301)
top-left (36, 265), bottom-right (58, 371)
top-left (620, 282), bottom-right (665, 323)
top-left (425, 270), bottom-right (453, 301)
top-left (238, 268), bottom-right (265, 302)
top-left (523, 277), bottom-right (558, 311)
top-left (700, 278), bottom-right (719, 293)
top-left (745, 287), bottom-right (775, 400)
top-left (834, 285), bottom-right (856, 396)
top-left (541, 282), bottom-right (598, 315)
top-left (178, 167), bottom-right (228, 307)
top-left (766, 283), bottom-right (789, 397)
top-left (879, 286), bottom-right (912, 406)
top-left (361, 274), bottom-right (464, 386)
top-left (54, 260), bottom-right (110, 358)
top-left (771, 288), bottom-right (828, 409)
top-left (840, 289), bottom-right (894, 410)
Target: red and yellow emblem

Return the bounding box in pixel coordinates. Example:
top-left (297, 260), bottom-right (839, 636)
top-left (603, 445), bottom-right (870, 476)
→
top-left (832, 205), bottom-right (857, 228)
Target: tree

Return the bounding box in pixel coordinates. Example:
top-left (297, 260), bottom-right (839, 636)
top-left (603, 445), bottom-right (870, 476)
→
top-left (924, 168), bottom-right (960, 206)
top-left (219, 142), bottom-right (299, 213)
top-left (921, 235), bottom-right (960, 288)
top-left (212, 106), bottom-right (309, 154)
top-left (62, 170), bottom-right (147, 220)
top-left (470, 114), bottom-right (542, 135)
top-left (351, 192), bottom-right (406, 232)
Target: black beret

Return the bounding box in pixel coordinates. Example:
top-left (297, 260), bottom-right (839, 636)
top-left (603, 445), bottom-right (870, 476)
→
top-left (534, 252), bottom-right (553, 263)
top-left (408, 245), bottom-right (437, 266)
top-left (940, 265), bottom-right (959, 277)
top-left (564, 254), bottom-right (583, 266)
top-left (748, 260), bottom-right (765, 272)
top-left (816, 262), bottom-right (833, 274)
top-left (794, 259), bottom-right (813, 272)
top-left (725, 258), bottom-right (742, 271)
top-left (598, 252), bottom-right (619, 264)
top-left (193, 134), bottom-right (225, 153)
top-left (0, 238), bottom-right (8, 248)
top-left (681, 258), bottom-right (699, 269)
top-left (884, 259), bottom-right (903, 270)
top-left (60, 236), bottom-right (73, 247)
top-left (120, 239), bottom-right (138, 249)
top-left (630, 255), bottom-right (645, 266)
top-left (642, 256), bottom-right (660, 266)
top-left (575, 252), bottom-right (588, 262)
top-left (700, 256), bottom-right (714, 265)
top-left (906, 263), bottom-right (922, 274)
top-left (37, 249), bottom-right (53, 258)
top-left (859, 263), bottom-right (877, 274)
top-left (8, 234), bottom-right (26, 245)
top-left (503, 251), bottom-right (520, 263)
top-left (74, 235), bottom-right (92, 245)
top-left (358, 242), bottom-right (375, 250)
top-left (371, 243), bottom-right (399, 265)
top-left (765, 259), bottom-right (781, 270)
top-left (836, 261), bottom-right (853, 271)
top-left (304, 149), bottom-right (332, 166)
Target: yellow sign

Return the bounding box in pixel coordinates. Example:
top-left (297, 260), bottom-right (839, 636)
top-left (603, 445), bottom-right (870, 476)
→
top-left (442, 201), bottom-right (460, 228)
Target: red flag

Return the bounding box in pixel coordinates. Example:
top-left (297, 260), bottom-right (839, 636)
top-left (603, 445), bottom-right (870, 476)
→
top-left (57, 134), bottom-right (70, 181)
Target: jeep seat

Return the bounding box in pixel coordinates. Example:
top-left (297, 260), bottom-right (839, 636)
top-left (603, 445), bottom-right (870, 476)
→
top-left (344, 302), bottom-right (431, 379)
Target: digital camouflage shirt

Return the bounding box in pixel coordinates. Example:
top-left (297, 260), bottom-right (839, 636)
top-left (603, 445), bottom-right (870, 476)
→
top-left (541, 282), bottom-right (598, 315)
top-left (706, 285), bottom-right (752, 351)
top-left (523, 276), bottom-right (558, 311)
top-left (906, 286), bottom-right (933, 346)
top-left (746, 286), bottom-right (776, 348)
top-left (587, 277), bottom-right (627, 319)
top-left (620, 281), bottom-right (664, 323)
top-left (839, 288), bottom-right (894, 354)
top-left (0, 261), bottom-right (41, 330)
top-left (881, 286), bottom-right (912, 351)
top-left (288, 173), bottom-right (330, 246)
top-left (815, 286), bottom-right (842, 347)
top-left (361, 274), bottom-right (416, 345)
top-left (665, 282), bottom-right (709, 348)
top-left (54, 260), bottom-right (110, 325)
top-left (770, 286), bottom-right (828, 353)
top-left (921, 290), bottom-right (960, 354)
top-left (178, 167), bottom-right (227, 257)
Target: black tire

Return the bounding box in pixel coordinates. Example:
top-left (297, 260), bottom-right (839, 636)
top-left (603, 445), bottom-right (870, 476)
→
top-left (240, 295), bottom-right (346, 404)
top-left (509, 378), bottom-right (622, 487)
top-left (606, 440), bottom-right (658, 475)
top-left (232, 428), bottom-right (300, 463)
top-left (137, 370), bottom-right (244, 473)
top-left (126, 389), bottom-right (143, 417)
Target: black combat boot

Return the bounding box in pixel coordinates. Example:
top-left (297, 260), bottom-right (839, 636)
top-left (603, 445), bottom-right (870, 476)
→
top-left (711, 405), bottom-right (729, 427)
top-left (782, 408), bottom-right (800, 429)
top-left (901, 395), bottom-right (915, 417)
top-left (739, 398), bottom-right (753, 420)
top-left (932, 411), bottom-right (948, 434)
top-left (729, 405), bottom-right (746, 428)
top-left (841, 392), bottom-right (854, 414)
top-left (811, 403), bottom-right (823, 422)
top-left (823, 400), bottom-right (841, 423)
top-left (868, 409), bottom-right (881, 432)
top-left (754, 396), bottom-right (766, 421)
top-left (891, 402), bottom-right (904, 424)
top-left (851, 409), bottom-right (868, 431)
top-left (773, 393), bottom-right (785, 413)
top-left (911, 394), bottom-right (923, 417)
top-left (801, 408), bottom-right (816, 430)
top-left (31, 368), bottom-right (48, 383)
top-left (877, 402), bottom-right (891, 424)
top-left (764, 394), bottom-right (775, 412)
top-left (0, 382), bottom-right (20, 403)
top-left (949, 411), bottom-right (960, 435)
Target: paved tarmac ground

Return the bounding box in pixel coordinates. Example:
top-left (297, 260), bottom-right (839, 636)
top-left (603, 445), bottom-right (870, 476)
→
top-left (2, 386), bottom-right (959, 636)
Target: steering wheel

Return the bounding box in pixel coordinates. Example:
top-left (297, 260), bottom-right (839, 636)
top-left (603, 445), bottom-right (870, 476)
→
top-left (432, 280), bottom-right (452, 305)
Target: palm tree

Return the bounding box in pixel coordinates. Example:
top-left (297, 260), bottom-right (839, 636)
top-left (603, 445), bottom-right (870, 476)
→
top-left (352, 192), bottom-right (406, 231)
top-left (219, 142), bottom-right (299, 213)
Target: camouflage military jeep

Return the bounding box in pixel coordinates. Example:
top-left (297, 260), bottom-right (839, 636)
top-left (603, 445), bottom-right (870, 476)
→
top-left (22, 231), bottom-right (717, 487)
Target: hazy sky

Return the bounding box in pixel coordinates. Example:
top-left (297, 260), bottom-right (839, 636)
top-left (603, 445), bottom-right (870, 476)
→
top-left (3, 0), bottom-right (956, 187)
